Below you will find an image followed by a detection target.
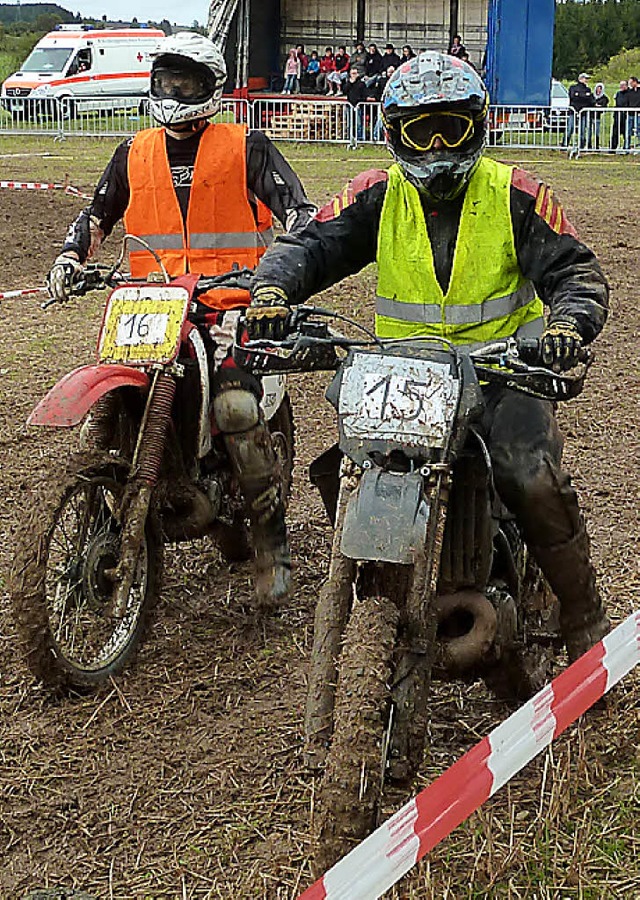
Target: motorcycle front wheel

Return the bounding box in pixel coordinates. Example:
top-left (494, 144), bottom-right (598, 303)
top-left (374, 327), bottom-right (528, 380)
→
top-left (313, 579), bottom-right (399, 876)
top-left (11, 453), bottom-right (162, 692)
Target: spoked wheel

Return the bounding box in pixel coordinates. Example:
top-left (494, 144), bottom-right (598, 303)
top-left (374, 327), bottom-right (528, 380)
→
top-left (268, 393), bottom-right (295, 504)
top-left (313, 586), bottom-right (399, 876)
top-left (11, 454), bottom-right (162, 692)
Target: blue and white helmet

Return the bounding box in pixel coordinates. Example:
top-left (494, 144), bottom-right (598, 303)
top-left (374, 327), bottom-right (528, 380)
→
top-left (381, 51), bottom-right (489, 201)
top-left (149, 32), bottom-right (227, 128)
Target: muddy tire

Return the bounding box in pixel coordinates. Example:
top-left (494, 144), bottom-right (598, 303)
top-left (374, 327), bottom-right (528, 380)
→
top-left (10, 453), bottom-right (162, 692)
top-left (268, 393), bottom-right (295, 505)
top-left (313, 591), bottom-right (399, 876)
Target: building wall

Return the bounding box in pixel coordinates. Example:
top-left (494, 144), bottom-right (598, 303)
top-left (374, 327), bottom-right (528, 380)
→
top-left (280, 0), bottom-right (489, 67)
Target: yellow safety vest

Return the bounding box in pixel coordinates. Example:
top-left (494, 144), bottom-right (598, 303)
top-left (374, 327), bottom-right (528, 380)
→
top-left (376, 159), bottom-right (544, 343)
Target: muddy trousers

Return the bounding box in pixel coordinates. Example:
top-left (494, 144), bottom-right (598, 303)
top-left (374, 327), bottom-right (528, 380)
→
top-left (482, 386), bottom-right (609, 661)
top-left (213, 382), bottom-right (291, 606)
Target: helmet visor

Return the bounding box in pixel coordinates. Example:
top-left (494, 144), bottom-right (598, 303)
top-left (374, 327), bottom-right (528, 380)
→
top-left (399, 111), bottom-right (474, 151)
top-left (151, 66), bottom-right (215, 102)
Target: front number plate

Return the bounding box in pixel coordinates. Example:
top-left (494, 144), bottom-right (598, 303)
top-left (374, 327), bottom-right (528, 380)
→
top-left (98, 285), bottom-right (190, 365)
top-left (338, 351), bottom-right (459, 447)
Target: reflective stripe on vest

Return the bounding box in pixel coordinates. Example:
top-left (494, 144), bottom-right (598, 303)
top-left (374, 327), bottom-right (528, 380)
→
top-left (375, 160), bottom-right (544, 343)
top-left (138, 230), bottom-right (275, 251)
top-left (124, 124), bottom-right (273, 309)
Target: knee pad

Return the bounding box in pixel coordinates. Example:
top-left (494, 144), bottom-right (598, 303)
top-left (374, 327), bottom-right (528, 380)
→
top-left (213, 388), bottom-right (260, 434)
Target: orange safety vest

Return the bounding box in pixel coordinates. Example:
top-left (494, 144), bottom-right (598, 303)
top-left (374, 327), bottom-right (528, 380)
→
top-left (124, 123), bottom-right (274, 309)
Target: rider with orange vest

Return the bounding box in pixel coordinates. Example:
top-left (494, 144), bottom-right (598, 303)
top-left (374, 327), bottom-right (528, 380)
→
top-left (47, 32), bottom-right (316, 607)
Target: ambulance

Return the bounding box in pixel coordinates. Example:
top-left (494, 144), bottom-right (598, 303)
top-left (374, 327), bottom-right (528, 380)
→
top-left (1, 25), bottom-right (165, 117)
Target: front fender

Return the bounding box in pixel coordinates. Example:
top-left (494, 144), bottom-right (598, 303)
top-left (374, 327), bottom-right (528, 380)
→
top-left (29, 364), bottom-right (150, 427)
top-left (340, 469), bottom-right (430, 564)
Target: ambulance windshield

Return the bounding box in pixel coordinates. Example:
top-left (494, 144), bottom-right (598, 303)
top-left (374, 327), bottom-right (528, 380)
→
top-left (20, 47), bottom-right (73, 74)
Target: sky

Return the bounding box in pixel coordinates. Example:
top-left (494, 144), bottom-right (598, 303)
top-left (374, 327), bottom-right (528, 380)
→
top-left (18, 1), bottom-right (210, 27)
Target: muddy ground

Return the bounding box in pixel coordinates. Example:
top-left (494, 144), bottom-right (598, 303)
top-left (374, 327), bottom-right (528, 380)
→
top-left (0, 145), bottom-right (638, 899)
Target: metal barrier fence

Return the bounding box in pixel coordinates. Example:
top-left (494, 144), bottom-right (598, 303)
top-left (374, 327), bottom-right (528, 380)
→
top-left (0, 94), bottom-right (638, 155)
top-left (0, 96), bottom-right (250, 138)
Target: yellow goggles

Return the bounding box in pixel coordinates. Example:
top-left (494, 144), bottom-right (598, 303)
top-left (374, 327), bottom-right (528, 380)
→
top-left (399, 111), bottom-right (474, 151)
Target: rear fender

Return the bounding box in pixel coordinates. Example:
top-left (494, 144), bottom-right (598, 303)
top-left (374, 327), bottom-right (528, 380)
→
top-left (29, 364), bottom-right (150, 427)
top-left (340, 468), bottom-right (430, 564)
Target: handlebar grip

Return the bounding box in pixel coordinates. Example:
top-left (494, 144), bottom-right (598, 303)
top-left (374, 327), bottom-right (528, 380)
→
top-left (517, 338), bottom-right (541, 365)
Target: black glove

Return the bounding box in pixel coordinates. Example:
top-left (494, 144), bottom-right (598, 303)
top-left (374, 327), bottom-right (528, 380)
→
top-left (246, 285), bottom-right (291, 341)
top-left (540, 320), bottom-right (584, 372)
top-left (47, 253), bottom-right (85, 303)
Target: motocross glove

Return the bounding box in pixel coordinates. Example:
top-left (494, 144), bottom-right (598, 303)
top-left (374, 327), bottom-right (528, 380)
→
top-left (540, 320), bottom-right (584, 372)
top-left (47, 253), bottom-right (85, 303)
top-left (246, 285), bottom-right (291, 341)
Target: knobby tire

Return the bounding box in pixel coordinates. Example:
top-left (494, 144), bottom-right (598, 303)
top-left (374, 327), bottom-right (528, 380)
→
top-left (10, 452), bottom-right (163, 692)
top-left (313, 591), bottom-right (399, 876)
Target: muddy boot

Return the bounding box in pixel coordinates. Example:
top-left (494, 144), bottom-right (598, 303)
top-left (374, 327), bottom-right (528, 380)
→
top-left (215, 386), bottom-right (291, 608)
top-left (530, 525), bottom-right (610, 663)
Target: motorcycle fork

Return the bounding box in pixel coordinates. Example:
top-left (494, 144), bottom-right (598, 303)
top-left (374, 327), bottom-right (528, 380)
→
top-left (388, 471), bottom-right (450, 782)
top-left (111, 368), bottom-right (177, 617)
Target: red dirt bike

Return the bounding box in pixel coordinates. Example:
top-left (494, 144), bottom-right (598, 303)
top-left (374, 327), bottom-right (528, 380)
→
top-left (236, 306), bottom-right (591, 873)
top-left (11, 245), bottom-right (294, 692)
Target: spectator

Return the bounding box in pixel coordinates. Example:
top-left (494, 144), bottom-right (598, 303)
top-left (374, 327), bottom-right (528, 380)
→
top-left (282, 47), bottom-right (301, 95)
top-left (350, 41), bottom-right (367, 72)
top-left (448, 34), bottom-right (466, 57)
top-left (316, 47), bottom-right (336, 94)
top-left (364, 43), bottom-right (384, 87)
top-left (567, 72), bottom-right (595, 149)
top-left (383, 43), bottom-right (401, 69)
top-left (344, 65), bottom-right (370, 140)
top-left (302, 50), bottom-right (320, 93)
top-left (625, 75), bottom-right (640, 149)
top-left (592, 82), bottom-right (609, 149)
top-left (326, 45), bottom-right (350, 95)
top-left (296, 44), bottom-right (308, 72)
top-left (610, 80), bottom-right (628, 151)
top-left (401, 45), bottom-right (416, 62)
top-left (373, 65), bottom-right (396, 139)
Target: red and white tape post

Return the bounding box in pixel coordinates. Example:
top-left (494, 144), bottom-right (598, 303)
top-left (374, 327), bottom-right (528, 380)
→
top-left (300, 610), bottom-right (640, 900)
top-left (0, 286), bottom-right (48, 301)
top-left (0, 180), bottom-right (92, 199)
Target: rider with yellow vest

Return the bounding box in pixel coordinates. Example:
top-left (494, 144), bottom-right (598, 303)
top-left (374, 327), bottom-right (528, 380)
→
top-left (248, 52), bottom-right (610, 661)
top-left (47, 32), bottom-right (317, 607)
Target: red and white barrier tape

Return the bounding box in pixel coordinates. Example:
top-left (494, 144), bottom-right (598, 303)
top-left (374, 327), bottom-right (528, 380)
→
top-left (300, 610), bottom-right (640, 900)
top-left (0, 286), bottom-right (47, 300)
top-left (0, 180), bottom-right (91, 199)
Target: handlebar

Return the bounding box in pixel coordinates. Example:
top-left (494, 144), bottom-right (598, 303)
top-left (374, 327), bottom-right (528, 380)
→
top-left (233, 306), bottom-right (593, 402)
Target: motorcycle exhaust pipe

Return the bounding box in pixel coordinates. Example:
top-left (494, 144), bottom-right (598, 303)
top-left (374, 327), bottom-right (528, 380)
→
top-left (434, 590), bottom-right (498, 674)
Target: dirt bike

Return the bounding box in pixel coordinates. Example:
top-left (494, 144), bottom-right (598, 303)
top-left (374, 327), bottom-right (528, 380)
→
top-left (235, 306), bottom-right (591, 873)
top-left (11, 240), bottom-right (294, 693)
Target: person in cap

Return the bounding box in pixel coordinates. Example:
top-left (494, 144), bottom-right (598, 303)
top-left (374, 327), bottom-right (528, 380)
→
top-left (46, 32), bottom-right (317, 607)
top-left (567, 72), bottom-right (595, 148)
top-left (248, 51), bottom-right (610, 663)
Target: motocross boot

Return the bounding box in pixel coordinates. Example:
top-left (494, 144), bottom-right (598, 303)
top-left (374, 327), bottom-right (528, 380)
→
top-left (529, 524), bottom-right (610, 663)
top-left (215, 387), bottom-right (291, 608)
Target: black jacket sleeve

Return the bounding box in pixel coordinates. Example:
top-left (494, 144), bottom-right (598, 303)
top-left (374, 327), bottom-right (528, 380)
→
top-left (509, 170), bottom-right (608, 343)
top-left (253, 180), bottom-right (386, 302)
top-left (245, 130), bottom-right (317, 233)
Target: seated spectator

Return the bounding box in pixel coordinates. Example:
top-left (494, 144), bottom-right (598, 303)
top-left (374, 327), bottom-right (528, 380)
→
top-left (350, 41), bottom-right (367, 72)
top-left (326, 45), bottom-right (350, 95)
top-left (383, 43), bottom-right (401, 69)
top-left (316, 47), bottom-right (336, 94)
top-left (301, 50), bottom-right (320, 92)
top-left (296, 44), bottom-right (308, 73)
top-left (448, 34), bottom-right (466, 57)
top-left (282, 47), bottom-right (301, 94)
top-left (374, 64), bottom-right (396, 102)
top-left (364, 43), bottom-right (384, 87)
top-left (401, 45), bottom-right (416, 62)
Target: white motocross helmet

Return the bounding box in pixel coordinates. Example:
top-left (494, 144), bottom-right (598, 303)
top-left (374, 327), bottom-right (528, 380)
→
top-left (149, 32), bottom-right (227, 129)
